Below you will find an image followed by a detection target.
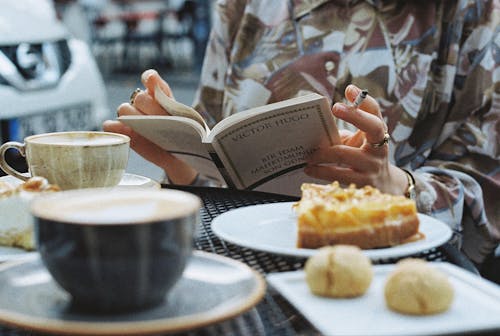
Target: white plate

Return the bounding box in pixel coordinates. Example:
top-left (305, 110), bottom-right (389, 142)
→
top-left (267, 263), bottom-right (500, 336)
top-left (0, 251), bottom-right (265, 335)
top-left (0, 173), bottom-right (160, 262)
top-left (211, 202), bottom-right (452, 260)
top-left (0, 247), bottom-right (37, 262)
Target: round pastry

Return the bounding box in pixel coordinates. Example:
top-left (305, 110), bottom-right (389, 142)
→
top-left (305, 245), bottom-right (373, 298)
top-left (384, 258), bottom-right (454, 315)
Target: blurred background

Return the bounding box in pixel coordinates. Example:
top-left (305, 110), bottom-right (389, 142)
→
top-left (0, 0), bottom-right (214, 181)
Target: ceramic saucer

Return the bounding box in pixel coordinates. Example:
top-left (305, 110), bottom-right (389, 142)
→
top-left (0, 251), bottom-right (265, 335)
top-left (115, 173), bottom-right (160, 189)
top-left (0, 173), bottom-right (160, 189)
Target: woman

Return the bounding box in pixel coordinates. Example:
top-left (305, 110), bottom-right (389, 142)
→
top-left (104, 0), bottom-right (499, 267)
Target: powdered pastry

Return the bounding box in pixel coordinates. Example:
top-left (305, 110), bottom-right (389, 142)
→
top-left (305, 245), bottom-right (373, 298)
top-left (0, 177), bottom-right (59, 250)
top-left (384, 258), bottom-right (454, 315)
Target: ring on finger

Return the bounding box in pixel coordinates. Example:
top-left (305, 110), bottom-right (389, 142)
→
top-left (129, 88), bottom-right (142, 105)
top-left (369, 132), bottom-right (390, 148)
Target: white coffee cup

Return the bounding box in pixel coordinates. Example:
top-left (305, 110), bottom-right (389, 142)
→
top-left (0, 131), bottom-right (130, 190)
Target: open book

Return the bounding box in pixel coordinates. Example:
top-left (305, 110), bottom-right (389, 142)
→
top-left (119, 87), bottom-right (340, 196)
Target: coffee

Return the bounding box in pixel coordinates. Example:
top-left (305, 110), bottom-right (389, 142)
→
top-left (32, 189), bottom-right (199, 224)
top-left (29, 133), bottom-right (125, 145)
top-left (0, 131), bottom-right (130, 190)
top-left (32, 188), bottom-right (201, 313)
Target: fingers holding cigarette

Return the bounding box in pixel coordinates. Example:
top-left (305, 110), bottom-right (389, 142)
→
top-left (331, 85), bottom-right (388, 149)
top-left (344, 85), bottom-right (383, 120)
top-left (352, 89), bottom-right (369, 108)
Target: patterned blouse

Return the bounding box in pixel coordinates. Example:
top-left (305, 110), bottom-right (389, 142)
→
top-left (191, 0), bottom-right (500, 264)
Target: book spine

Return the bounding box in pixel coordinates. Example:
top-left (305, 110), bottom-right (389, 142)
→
top-left (207, 149), bottom-right (237, 189)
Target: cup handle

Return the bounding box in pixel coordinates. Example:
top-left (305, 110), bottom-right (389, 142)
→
top-left (0, 141), bottom-right (29, 181)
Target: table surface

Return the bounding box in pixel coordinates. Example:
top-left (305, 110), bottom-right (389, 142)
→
top-left (0, 185), bottom-right (494, 336)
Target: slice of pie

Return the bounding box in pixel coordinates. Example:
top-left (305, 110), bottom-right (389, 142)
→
top-left (294, 182), bottom-right (419, 249)
top-left (0, 177), bottom-right (59, 250)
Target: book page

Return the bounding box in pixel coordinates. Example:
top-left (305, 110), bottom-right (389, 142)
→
top-left (208, 93), bottom-right (339, 195)
top-left (118, 115), bottom-right (224, 184)
top-left (154, 85), bottom-right (210, 132)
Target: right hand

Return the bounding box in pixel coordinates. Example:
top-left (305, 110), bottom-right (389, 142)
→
top-left (102, 69), bottom-right (198, 185)
top-left (305, 85), bottom-right (407, 196)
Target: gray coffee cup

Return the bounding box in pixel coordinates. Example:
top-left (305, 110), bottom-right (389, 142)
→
top-left (30, 188), bottom-right (201, 312)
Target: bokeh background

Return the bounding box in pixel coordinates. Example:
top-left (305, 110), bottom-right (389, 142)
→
top-left (71, 0), bottom-right (213, 181)
top-left (1, 0), bottom-right (214, 181)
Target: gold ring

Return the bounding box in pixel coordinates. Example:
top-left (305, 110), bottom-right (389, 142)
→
top-left (129, 88), bottom-right (141, 105)
top-left (370, 132), bottom-right (390, 148)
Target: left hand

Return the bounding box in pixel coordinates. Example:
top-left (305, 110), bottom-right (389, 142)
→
top-left (305, 84), bottom-right (408, 196)
top-left (103, 69), bottom-right (198, 185)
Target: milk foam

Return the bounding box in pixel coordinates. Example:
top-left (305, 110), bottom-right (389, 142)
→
top-left (60, 199), bottom-right (178, 223)
top-left (31, 189), bottom-right (200, 224)
top-left (30, 133), bottom-right (127, 146)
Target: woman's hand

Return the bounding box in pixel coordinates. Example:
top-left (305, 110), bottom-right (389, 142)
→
top-left (102, 69), bottom-right (198, 185)
top-left (305, 84), bottom-right (408, 196)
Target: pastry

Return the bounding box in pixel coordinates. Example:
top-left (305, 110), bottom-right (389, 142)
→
top-left (0, 176), bottom-right (59, 250)
top-left (305, 245), bottom-right (373, 298)
top-left (384, 258), bottom-right (454, 315)
top-left (294, 182), bottom-right (419, 249)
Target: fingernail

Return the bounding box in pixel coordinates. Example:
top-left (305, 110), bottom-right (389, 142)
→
top-left (346, 84), bottom-right (359, 94)
top-left (333, 103), bottom-right (348, 115)
top-left (141, 69), bottom-right (156, 83)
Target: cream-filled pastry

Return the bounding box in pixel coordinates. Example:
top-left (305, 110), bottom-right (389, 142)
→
top-left (0, 177), bottom-right (59, 250)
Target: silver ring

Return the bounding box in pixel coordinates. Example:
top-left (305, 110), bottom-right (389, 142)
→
top-left (370, 132), bottom-right (390, 148)
top-left (129, 88), bottom-right (141, 105)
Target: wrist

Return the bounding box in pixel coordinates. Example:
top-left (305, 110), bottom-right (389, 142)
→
top-left (160, 157), bottom-right (198, 185)
top-left (400, 168), bottom-right (417, 200)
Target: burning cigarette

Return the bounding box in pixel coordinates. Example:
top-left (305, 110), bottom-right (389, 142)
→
top-left (352, 89), bottom-right (369, 107)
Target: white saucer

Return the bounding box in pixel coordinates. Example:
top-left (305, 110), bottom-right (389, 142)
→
top-left (0, 173), bottom-right (160, 189)
top-left (116, 173), bottom-right (161, 189)
top-left (0, 247), bottom-right (36, 263)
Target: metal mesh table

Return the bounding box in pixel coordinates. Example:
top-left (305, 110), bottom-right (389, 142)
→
top-left (162, 185), bottom-right (479, 336)
top-left (0, 185), bottom-right (480, 336)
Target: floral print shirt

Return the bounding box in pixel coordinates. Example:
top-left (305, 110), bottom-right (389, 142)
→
top-left (192, 0), bottom-right (500, 264)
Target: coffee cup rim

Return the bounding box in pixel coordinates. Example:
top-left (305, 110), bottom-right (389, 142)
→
top-left (30, 188), bottom-right (201, 225)
top-left (24, 131), bottom-right (130, 146)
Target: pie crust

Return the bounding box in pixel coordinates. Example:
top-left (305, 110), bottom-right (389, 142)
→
top-left (294, 182), bottom-right (419, 249)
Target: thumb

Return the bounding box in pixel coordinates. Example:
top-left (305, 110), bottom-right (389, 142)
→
top-left (141, 69), bottom-right (174, 99)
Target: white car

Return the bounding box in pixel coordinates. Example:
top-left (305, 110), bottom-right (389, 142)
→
top-left (0, 0), bottom-right (109, 172)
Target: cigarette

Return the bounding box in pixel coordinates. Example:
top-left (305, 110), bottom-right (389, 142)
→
top-left (352, 89), bottom-right (369, 107)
